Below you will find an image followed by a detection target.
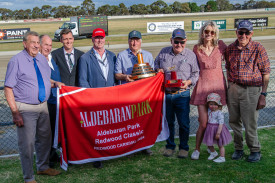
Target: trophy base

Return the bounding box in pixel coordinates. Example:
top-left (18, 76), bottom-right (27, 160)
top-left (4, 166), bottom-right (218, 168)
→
top-left (131, 73), bottom-right (156, 80)
top-left (165, 79), bottom-right (184, 88)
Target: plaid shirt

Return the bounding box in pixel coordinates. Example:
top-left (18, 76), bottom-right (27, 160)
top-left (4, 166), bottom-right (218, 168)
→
top-left (225, 39), bottom-right (270, 86)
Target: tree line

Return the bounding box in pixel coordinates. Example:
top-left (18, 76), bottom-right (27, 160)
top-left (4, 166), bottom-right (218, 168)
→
top-left (1, 0), bottom-right (275, 20)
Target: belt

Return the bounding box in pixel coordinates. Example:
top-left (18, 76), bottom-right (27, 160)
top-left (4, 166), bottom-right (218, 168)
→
top-left (165, 89), bottom-right (187, 94)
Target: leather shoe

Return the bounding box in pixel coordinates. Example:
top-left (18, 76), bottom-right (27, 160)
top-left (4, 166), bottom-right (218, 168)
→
top-left (232, 150), bottom-right (244, 160)
top-left (247, 152), bottom-right (261, 162)
top-left (37, 168), bottom-right (61, 176)
top-left (93, 161), bottom-right (103, 169)
top-left (142, 149), bottom-right (153, 156)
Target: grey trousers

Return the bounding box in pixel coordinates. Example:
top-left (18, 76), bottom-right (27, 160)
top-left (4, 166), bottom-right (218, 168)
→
top-left (227, 82), bottom-right (261, 152)
top-left (16, 101), bottom-right (51, 182)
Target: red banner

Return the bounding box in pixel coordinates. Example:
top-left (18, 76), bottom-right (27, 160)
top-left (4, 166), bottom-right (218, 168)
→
top-left (56, 73), bottom-right (168, 170)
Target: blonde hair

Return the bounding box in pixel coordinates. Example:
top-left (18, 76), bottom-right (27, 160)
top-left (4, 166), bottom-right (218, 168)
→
top-left (197, 21), bottom-right (219, 50)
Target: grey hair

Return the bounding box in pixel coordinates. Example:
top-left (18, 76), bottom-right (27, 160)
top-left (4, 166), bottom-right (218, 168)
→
top-left (23, 31), bottom-right (39, 42)
top-left (39, 34), bottom-right (51, 45)
top-left (198, 20), bottom-right (219, 48)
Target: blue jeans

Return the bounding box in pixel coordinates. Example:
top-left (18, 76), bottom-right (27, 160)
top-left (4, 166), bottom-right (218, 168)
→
top-left (165, 90), bottom-right (190, 151)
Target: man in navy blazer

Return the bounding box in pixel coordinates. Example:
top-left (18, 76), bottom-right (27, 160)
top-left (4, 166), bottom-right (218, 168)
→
top-left (78, 28), bottom-right (117, 88)
top-left (52, 29), bottom-right (84, 86)
top-left (77, 28), bottom-right (117, 168)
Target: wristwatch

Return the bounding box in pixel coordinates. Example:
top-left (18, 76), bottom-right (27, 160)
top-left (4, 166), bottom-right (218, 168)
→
top-left (261, 92), bottom-right (267, 97)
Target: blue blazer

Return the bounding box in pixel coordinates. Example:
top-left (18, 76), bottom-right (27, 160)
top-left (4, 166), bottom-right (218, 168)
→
top-left (78, 49), bottom-right (117, 88)
top-left (48, 58), bottom-right (62, 104)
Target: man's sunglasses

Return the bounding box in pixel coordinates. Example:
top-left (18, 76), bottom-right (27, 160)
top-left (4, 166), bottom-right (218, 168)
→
top-left (173, 40), bottom-right (185, 44)
top-left (204, 30), bottom-right (215, 35)
top-left (238, 31), bottom-right (251, 36)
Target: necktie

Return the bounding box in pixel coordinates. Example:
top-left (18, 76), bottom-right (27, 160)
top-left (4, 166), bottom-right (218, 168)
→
top-left (66, 53), bottom-right (74, 72)
top-left (33, 58), bottom-right (46, 102)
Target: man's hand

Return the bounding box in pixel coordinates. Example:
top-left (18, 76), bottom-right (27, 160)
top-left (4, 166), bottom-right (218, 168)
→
top-left (257, 95), bottom-right (266, 110)
top-left (180, 80), bottom-right (191, 90)
top-left (12, 111), bottom-right (24, 127)
top-left (157, 69), bottom-right (164, 73)
top-left (54, 81), bottom-right (65, 89)
top-left (125, 75), bottom-right (134, 82)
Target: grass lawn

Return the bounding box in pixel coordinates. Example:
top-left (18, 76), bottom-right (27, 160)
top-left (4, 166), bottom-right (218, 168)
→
top-left (0, 127), bottom-right (274, 183)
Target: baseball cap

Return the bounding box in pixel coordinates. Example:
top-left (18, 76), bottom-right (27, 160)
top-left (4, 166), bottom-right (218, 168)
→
top-left (92, 28), bottom-right (105, 37)
top-left (128, 30), bottom-right (142, 39)
top-left (172, 29), bottom-right (186, 39)
top-left (207, 93), bottom-right (222, 106)
top-left (237, 20), bottom-right (253, 31)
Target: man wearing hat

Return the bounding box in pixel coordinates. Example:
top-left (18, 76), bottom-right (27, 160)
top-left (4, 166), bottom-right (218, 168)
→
top-left (115, 30), bottom-right (154, 84)
top-left (78, 28), bottom-right (117, 167)
top-left (155, 28), bottom-right (199, 158)
top-left (225, 20), bottom-right (270, 162)
top-left (115, 30), bottom-right (154, 155)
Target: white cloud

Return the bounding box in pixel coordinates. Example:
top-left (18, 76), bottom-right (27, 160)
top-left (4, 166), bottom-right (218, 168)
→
top-left (0, 2), bottom-right (14, 6)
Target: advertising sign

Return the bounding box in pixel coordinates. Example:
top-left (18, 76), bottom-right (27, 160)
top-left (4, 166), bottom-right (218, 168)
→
top-left (192, 20), bottom-right (226, 30)
top-left (147, 22), bottom-right (184, 33)
top-left (234, 17), bottom-right (268, 28)
top-left (0, 28), bottom-right (30, 40)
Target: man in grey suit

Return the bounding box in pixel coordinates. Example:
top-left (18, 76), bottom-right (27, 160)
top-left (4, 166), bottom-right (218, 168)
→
top-left (78, 28), bottom-right (117, 168)
top-left (52, 29), bottom-right (84, 86)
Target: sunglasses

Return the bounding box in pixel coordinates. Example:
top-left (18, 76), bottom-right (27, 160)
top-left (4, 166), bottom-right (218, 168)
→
top-left (238, 31), bottom-right (251, 36)
top-left (173, 40), bottom-right (185, 44)
top-left (204, 30), bottom-right (215, 35)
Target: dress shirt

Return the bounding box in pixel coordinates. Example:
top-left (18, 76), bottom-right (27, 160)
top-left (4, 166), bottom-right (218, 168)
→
top-left (93, 48), bottom-right (109, 80)
top-left (63, 48), bottom-right (75, 69)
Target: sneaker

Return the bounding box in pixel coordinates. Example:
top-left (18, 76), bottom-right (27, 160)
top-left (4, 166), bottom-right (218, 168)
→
top-left (37, 168), bottom-right (61, 176)
top-left (208, 151), bottom-right (218, 160)
top-left (178, 149), bottom-right (188, 158)
top-left (191, 150), bottom-right (200, 160)
top-left (93, 161), bottom-right (103, 169)
top-left (142, 148), bottom-right (153, 156)
top-left (163, 149), bottom-right (175, 157)
top-left (232, 150), bottom-right (244, 160)
top-left (247, 152), bottom-right (261, 163)
top-left (213, 156), bottom-right (225, 163)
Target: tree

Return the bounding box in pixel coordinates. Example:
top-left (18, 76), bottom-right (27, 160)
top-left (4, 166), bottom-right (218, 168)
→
top-left (81, 0), bottom-right (95, 15)
top-left (170, 1), bottom-right (184, 13)
top-left (32, 6), bottom-right (42, 19)
top-left (189, 2), bottom-right (200, 12)
top-left (216, 0), bottom-right (232, 11)
top-left (97, 4), bottom-right (112, 15)
top-left (243, 0), bottom-right (256, 9)
top-left (233, 3), bottom-right (242, 10)
top-left (118, 3), bottom-right (129, 15)
top-left (205, 0), bottom-right (218, 12)
top-left (181, 3), bottom-right (191, 13)
top-left (41, 5), bottom-right (52, 18)
top-left (129, 4), bottom-right (149, 15)
top-left (150, 0), bottom-right (168, 14)
top-left (110, 5), bottom-right (120, 16)
top-left (0, 8), bottom-right (13, 20)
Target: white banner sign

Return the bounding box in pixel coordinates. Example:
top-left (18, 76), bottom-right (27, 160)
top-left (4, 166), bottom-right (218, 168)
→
top-left (147, 21), bottom-right (184, 33)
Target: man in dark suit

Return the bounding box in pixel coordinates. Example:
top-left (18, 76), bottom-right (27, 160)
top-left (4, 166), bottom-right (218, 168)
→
top-left (78, 28), bottom-right (117, 168)
top-left (52, 29), bottom-right (84, 86)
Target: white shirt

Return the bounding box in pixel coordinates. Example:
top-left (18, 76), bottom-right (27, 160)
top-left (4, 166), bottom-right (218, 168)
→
top-left (47, 53), bottom-right (54, 70)
top-left (63, 48), bottom-right (75, 70)
top-left (208, 109), bottom-right (224, 124)
top-left (93, 48), bottom-right (109, 80)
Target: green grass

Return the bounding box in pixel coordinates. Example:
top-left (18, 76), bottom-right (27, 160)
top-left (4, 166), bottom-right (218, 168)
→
top-left (1, 11), bottom-right (275, 51)
top-left (1, 127), bottom-right (274, 183)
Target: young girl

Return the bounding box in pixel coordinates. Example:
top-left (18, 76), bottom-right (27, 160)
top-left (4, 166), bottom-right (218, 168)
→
top-left (202, 93), bottom-right (232, 163)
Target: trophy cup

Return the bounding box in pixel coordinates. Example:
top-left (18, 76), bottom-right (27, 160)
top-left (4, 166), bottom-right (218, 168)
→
top-left (130, 51), bottom-right (156, 80)
top-left (165, 69), bottom-right (184, 88)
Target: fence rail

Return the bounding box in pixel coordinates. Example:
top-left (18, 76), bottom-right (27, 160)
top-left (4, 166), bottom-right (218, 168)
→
top-left (0, 62), bottom-right (274, 156)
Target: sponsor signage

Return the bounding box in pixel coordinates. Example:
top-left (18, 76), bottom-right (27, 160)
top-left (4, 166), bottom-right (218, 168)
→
top-left (234, 17), bottom-right (268, 28)
top-left (147, 21), bottom-right (184, 33)
top-left (0, 28), bottom-right (30, 40)
top-left (192, 20), bottom-right (226, 30)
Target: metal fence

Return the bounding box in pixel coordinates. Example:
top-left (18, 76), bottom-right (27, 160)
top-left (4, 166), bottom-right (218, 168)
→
top-left (0, 65), bottom-right (274, 156)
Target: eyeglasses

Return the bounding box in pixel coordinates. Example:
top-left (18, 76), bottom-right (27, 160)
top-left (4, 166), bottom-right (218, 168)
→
top-left (204, 30), bottom-right (215, 35)
top-left (238, 31), bottom-right (251, 36)
top-left (173, 40), bottom-right (185, 44)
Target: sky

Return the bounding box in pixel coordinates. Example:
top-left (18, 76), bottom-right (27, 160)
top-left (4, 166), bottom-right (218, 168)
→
top-left (0, 0), bottom-right (268, 11)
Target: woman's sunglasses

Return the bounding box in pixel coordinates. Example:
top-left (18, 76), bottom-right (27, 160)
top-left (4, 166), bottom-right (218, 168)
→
top-left (238, 31), bottom-right (251, 36)
top-left (204, 30), bottom-right (215, 35)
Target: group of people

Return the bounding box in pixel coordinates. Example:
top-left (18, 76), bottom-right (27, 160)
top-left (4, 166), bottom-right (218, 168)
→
top-left (4, 20), bottom-right (270, 183)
